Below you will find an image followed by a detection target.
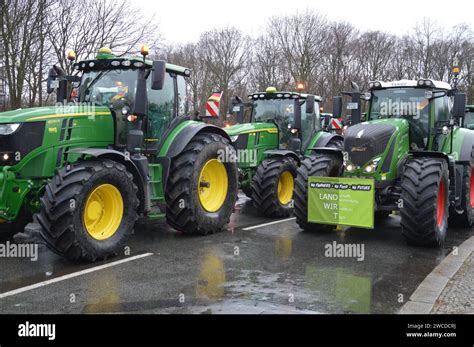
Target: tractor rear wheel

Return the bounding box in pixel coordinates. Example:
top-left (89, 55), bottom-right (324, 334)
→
top-left (37, 160), bottom-right (139, 262)
top-left (294, 154), bottom-right (343, 232)
top-left (448, 163), bottom-right (473, 227)
top-left (251, 157), bottom-right (298, 218)
top-left (400, 158), bottom-right (449, 247)
top-left (165, 133), bottom-right (238, 235)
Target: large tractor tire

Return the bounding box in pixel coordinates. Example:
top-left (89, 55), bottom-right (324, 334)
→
top-left (37, 160), bottom-right (139, 262)
top-left (165, 133), bottom-right (238, 235)
top-left (294, 154), bottom-right (343, 233)
top-left (449, 163), bottom-right (473, 227)
top-left (400, 158), bottom-right (449, 247)
top-left (251, 157), bottom-right (298, 218)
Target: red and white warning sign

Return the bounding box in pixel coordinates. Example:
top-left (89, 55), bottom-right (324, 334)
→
top-left (331, 118), bottom-right (342, 130)
top-left (205, 91), bottom-right (223, 117)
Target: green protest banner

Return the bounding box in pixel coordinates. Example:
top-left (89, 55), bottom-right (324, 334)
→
top-left (308, 176), bottom-right (375, 229)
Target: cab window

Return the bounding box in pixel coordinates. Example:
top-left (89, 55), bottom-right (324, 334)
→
top-left (177, 75), bottom-right (188, 117)
top-left (147, 72), bottom-right (176, 140)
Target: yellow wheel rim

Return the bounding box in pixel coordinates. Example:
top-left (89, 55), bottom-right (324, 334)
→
top-left (198, 159), bottom-right (228, 212)
top-left (277, 171), bottom-right (294, 205)
top-left (83, 184), bottom-right (124, 240)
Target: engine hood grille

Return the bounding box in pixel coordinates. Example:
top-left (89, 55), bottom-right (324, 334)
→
top-left (344, 123), bottom-right (395, 167)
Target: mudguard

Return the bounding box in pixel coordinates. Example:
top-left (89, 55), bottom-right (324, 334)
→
top-left (166, 123), bottom-right (231, 158)
top-left (313, 133), bottom-right (344, 148)
top-left (310, 147), bottom-right (344, 160)
top-left (68, 148), bottom-right (150, 213)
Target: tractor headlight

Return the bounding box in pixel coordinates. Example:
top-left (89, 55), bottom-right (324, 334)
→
top-left (345, 163), bottom-right (356, 172)
top-left (364, 157), bottom-right (381, 174)
top-left (441, 126), bottom-right (450, 135)
top-left (0, 123), bottom-right (20, 135)
top-left (230, 135), bottom-right (239, 142)
top-left (364, 164), bottom-right (376, 173)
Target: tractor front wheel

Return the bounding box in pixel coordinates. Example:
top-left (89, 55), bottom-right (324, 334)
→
top-left (165, 133), bottom-right (238, 235)
top-left (294, 154), bottom-right (343, 232)
top-left (37, 160), bottom-right (139, 262)
top-left (400, 158), bottom-right (449, 247)
top-left (251, 157), bottom-right (298, 218)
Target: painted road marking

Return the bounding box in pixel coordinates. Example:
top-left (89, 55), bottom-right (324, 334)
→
top-left (0, 253), bottom-right (153, 299)
top-left (243, 217), bottom-right (296, 231)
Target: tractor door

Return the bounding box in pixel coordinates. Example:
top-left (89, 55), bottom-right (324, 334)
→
top-left (144, 73), bottom-right (187, 157)
top-left (429, 95), bottom-right (450, 150)
top-left (300, 98), bottom-right (320, 151)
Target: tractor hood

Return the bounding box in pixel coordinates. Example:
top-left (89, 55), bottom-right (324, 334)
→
top-left (225, 122), bottom-right (277, 136)
top-left (0, 105), bottom-right (112, 124)
top-left (344, 118), bottom-right (408, 167)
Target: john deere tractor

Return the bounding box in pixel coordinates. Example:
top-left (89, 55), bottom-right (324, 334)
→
top-left (295, 77), bottom-right (473, 247)
top-left (225, 87), bottom-right (343, 217)
top-left (0, 47), bottom-right (238, 261)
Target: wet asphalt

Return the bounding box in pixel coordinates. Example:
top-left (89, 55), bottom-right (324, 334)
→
top-left (0, 194), bottom-right (472, 314)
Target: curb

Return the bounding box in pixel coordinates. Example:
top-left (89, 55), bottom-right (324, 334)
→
top-left (399, 235), bottom-right (474, 314)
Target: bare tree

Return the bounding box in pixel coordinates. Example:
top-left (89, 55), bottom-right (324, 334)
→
top-left (198, 27), bottom-right (252, 118)
top-left (1, 0), bottom-right (50, 109)
top-left (267, 11), bottom-right (330, 93)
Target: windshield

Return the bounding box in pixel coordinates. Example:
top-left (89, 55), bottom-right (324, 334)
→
top-left (79, 69), bottom-right (137, 107)
top-left (465, 111), bottom-right (474, 129)
top-left (253, 99), bottom-right (295, 124)
top-left (370, 88), bottom-right (430, 120)
top-left (370, 88), bottom-right (431, 149)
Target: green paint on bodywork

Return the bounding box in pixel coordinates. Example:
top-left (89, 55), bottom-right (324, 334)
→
top-left (344, 118), bottom-right (411, 181)
top-left (0, 105), bottom-right (114, 221)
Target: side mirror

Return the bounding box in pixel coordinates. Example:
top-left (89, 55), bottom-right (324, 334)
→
top-left (228, 96), bottom-right (239, 114)
top-left (133, 70), bottom-right (148, 117)
top-left (46, 67), bottom-right (58, 94)
top-left (151, 60), bottom-right (166, 90)
top-left (333, 96), bottom-right (342, 118)
top-left (293, 99), bottom-right (302, 130)
top-left (306, 95), bottom-right (315, 114)
top-left (452, 93), bottom-right (466, 119)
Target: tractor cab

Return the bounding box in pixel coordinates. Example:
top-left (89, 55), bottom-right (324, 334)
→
top-left (365, 80), bottom-right (452, 151)
top-left (73, 47), bottom-right (191, 156)
top-left (227, 87), bottom-right (320, 154)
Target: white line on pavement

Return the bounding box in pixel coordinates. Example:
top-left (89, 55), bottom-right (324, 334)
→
top-left (0, 253), bottom-right (154, 300)
top-left (242, 217), bottom-right (296, 231)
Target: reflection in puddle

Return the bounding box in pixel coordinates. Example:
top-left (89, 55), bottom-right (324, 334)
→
top-left (275, 238), bottom-right (292, 262)
top-left (83, 272), bottom-right (121, 313)
top-left (305, 266), bottom-right (372, 313)
top-left (196, 248), bottom-right (225, 300)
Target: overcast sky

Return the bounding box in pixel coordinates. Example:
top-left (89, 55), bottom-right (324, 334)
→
top-left (130, 0), bottom-right (473, 44)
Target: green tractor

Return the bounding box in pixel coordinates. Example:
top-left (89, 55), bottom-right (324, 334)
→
top-left (225, 87), bottom-right (343, 217)
top-left (295, 78), bottom-right (473, 246)
top-left (465, 105), bottom-right (474, 130)
top-left (0, 47), bottom-right (238, 261)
